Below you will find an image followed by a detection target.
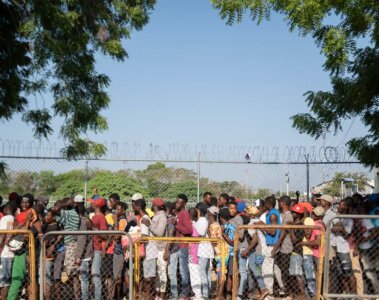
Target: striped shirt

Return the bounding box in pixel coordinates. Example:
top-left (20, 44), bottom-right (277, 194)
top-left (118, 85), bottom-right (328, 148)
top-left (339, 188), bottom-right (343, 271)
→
top-left (57, 209), bottom-right (80, 243)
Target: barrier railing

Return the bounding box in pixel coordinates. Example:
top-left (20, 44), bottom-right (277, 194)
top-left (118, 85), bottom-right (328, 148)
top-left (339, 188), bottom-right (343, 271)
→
top-left (232, 224), bottom-right (325, 300)
top-left (134, 236), bottom-right (228, 300)
top-left (323, 215), bottom-right (379, 299)
top-left (39, 230), bottom-right (133, 300)
top-left (0, 229), bottom-right (36, 300)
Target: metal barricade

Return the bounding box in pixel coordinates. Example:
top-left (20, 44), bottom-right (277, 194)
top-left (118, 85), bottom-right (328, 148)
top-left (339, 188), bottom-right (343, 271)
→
top-left (323, 215), bottom-right (379, 299)
top-left (232, 224), bottom-right (325, 300)
top-left (0, 229), bottom-right (36, 300)
top-left (39, 230), bottom-right (132, 300)
top-left (134, 236), bottom-right (228, 299)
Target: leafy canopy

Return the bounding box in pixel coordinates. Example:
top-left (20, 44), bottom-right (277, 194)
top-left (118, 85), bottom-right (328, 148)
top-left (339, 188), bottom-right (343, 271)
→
top-left (0, 0), bottom-right (155, 159)
top-left (211, 0), bottom-right (379, 167)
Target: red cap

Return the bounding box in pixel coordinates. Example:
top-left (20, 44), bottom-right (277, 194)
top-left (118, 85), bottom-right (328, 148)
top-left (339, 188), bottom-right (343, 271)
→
top-left (152, 197), bottom-right (164, 207)
top-left (88, 195), bottom-right (106, 208)
top-left (291, 204), bottom-right (305, 214)
top-left (299, 202), bottom-right (313, 214)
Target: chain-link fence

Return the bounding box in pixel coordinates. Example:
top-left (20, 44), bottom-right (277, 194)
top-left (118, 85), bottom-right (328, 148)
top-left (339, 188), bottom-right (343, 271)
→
top-left (40, 231), bottom-right (133, 300)
top-left (323, 215), bottom-right (379, 300)
top-left (134, 236), bottom-right (228, 299)
top-left (0, 229), bottom-right (37, 300)
top-left (0, 156), bottom-right (373, 207)
top-left (231, 224), bottom-right (325, 300)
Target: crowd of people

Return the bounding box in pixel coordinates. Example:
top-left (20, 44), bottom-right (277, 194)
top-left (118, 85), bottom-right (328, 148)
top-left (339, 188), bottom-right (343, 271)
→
top-left (0, 190), bottom-right (377, 300)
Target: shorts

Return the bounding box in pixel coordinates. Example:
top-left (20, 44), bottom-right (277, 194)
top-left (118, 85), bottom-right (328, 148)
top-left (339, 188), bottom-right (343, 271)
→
top-left (63, 242), bottom-right (76, 275)
top-left (143, 258), bottom-right (157, 278)
top-left (0, 257), bottom-right (13, 287)
top-left (334, 252), bottom-right (353, 276)
top-left (102, 254), bottom-right (113, 279)
top-left (289, 253), bottom-right (303, 276)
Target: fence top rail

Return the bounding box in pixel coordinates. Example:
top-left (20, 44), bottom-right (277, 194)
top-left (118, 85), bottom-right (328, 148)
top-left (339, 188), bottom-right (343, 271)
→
top-left (235, 224), bottom-right (325, 231)
top-left (326, 214), bottom-right (379, 227)
top-left (138, 236), bottom-right (224, 243)
top-left (333, 214), bottom-right (378, 219)
top-left (41, 230), bottom-right (128, 240)
top-left (0, 229), bottom-right (35, 235)
top-left (0, 155), bottom-right (363, 165)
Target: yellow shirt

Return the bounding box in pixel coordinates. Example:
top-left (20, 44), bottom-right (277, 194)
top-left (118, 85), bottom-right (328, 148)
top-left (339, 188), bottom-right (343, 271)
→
top-left (105, 213), bottom-right (115, 227)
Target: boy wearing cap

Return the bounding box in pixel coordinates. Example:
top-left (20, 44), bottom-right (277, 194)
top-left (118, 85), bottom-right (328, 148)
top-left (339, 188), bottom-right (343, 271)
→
top-left (289, 204), bottom-right (306, 300)
top-left (88, 196), bottom-right (108, 300)
top-left (144, 198), bottom-right (167, 300)
top-left (242, 206), bottom-right (269, 300)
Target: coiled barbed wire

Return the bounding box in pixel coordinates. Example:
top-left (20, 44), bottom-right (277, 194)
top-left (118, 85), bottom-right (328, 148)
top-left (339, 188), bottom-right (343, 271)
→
top-left (0, 139), bottom-right (356, 163)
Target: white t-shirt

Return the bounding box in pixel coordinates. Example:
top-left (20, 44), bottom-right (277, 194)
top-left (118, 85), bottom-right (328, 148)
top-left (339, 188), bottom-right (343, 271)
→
top-left (141, 214), bottom-right (157, 260)
top-left (0, 215), bottom-right (15, 258)
top-left (248, 218), bottom-right (267, 256)
top-left (359, 219), bottom-right (375, 250)
top-left (194, 217), bottom-right (214, 258)
top-left (331, 218), bottom-right (353, 254)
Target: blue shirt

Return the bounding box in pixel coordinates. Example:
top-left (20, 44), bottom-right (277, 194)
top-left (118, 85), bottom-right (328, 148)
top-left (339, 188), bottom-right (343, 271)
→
top-left (265, 208), bottom-right (281, 246)
top-left (224, 222), bottom-right (236, 256)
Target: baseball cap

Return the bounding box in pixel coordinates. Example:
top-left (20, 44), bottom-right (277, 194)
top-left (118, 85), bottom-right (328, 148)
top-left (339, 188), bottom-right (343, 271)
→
top-left (88, 195), bottom-right (106, 208)
top-left (299, 202), bottom-right (313, 214)
top-left (313, 206), bottom-right (326, 217)
top-left (131, 193), bottom-right (144, 202)
top-left (152, 197), bottom-right (164, 207)
top-left (207, 206), bottom-right (219, 216)
top-left (291, 204), bottom-right (305, 214)
top-left (74, 195), bottom-right (85, 203)
top-left (316, 194), bottom-right (334, 203)
top-left (237, 202), bottom-right (247, 213)
top-left (245, 206), bottom-right (259, 216)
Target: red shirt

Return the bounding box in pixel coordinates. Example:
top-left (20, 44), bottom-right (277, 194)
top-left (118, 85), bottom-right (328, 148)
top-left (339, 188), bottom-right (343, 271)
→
top-left (175, 210), bottom-right (193, 248)
top-left (91, 214), bottom-right (107, 251)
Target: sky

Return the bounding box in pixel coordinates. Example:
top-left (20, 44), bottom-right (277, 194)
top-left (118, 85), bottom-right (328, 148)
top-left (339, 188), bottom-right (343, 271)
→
top-left (1, 0), bottom-right (366, 160)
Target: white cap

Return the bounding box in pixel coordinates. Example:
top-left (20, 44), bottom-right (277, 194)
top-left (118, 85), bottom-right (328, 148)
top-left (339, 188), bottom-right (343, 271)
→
top-left (74, 195), bottom-right (85, 203)
top-left (131, 193), bottom-right (144, 201)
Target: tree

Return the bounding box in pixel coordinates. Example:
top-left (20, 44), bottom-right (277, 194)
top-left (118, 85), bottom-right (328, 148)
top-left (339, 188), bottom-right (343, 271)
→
top-left (0, 0), bottom-right (155, 159)
top-left (211, 0), bottom-right (379, 167)
top-left (320, 172), bottom-right (370, 197)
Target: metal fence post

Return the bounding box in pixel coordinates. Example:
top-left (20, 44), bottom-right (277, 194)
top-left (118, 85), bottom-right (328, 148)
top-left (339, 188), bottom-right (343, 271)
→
top-left (84, 159), bottom-right (88, 204)
top-left (197, 152), bottom-right (200, 202)
top-left (305, 154), bottom-right (310, 201)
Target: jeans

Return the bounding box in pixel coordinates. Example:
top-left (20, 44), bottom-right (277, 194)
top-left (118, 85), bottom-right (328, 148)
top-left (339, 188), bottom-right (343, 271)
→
top-left (91, 251), bottom-right (102, 300)
top-left (248, 252), bottom-right (266, 291)
top-left (0, 258), bottom-right (13, 287)
top-left (238, 253), bottom-right (248, 296)
top-left (178, 248), bottom-right (190, 297)
top-left (198, 257), bottom-right (210, 298)
top-left (303, 255), bottom-right (316, 296)
top-left (45, 260), bottom-right (53, 287)
top-left (168, 252), bottom-right (179, 297)
top-left (80, 260), bottom-right (90, 300)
